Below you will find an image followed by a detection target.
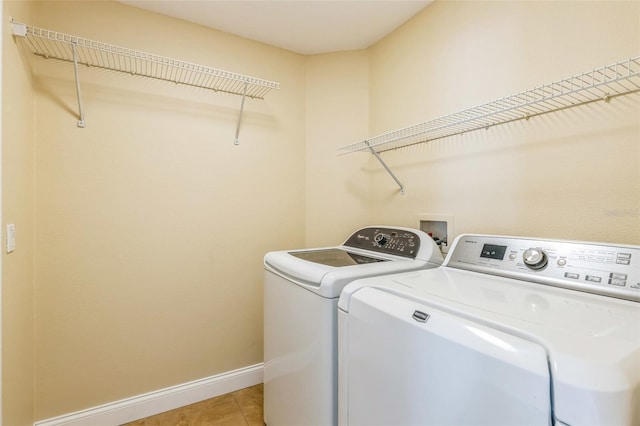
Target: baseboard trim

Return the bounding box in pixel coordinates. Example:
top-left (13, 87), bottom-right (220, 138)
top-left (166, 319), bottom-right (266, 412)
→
top-left (34, 363), bottom-right (264, 426)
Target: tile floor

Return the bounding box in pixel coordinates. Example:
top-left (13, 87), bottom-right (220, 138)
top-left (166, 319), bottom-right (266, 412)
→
top-left (122, 383), bottom-right (263, 426)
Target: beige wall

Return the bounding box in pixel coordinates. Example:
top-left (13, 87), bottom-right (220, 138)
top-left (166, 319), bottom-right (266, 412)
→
top-left (2, 0), bottom-right (36, 425)
top-left (3, 0), bottom-right (639, 422)
top-left (30, 1), bottom-right (305, 419)
top-left (304, 51), bottom-right (372, 246)
top-left (361, 0), bottom-right (639, 243)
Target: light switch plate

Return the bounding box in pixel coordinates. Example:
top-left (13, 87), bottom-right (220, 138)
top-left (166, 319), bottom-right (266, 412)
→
top-left (6, 224), bottom-right (15, 253)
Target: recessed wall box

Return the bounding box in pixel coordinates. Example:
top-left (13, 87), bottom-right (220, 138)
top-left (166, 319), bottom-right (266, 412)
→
top-left (419, 215), bottom-right (454, 254)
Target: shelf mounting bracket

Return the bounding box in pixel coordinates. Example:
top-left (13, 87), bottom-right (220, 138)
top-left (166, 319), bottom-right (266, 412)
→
top-left (366, 142), bottom-right (405, 195)
top-left (71, 42), bottom-right (86, 128)
top-left (234, 82), bottom-right (248, 145)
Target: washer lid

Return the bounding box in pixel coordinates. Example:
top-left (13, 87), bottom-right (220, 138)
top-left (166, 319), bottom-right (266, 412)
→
top-left (263, 226), bottom-right (444, 298)
top-left (342, 285), bottom-right (551, 425)
top-left (288, 248), bottom-right (387, 267)
top-left (339, 267), bottom-right (640, 425)
top-left (265, 247), bottom-right (434, 298)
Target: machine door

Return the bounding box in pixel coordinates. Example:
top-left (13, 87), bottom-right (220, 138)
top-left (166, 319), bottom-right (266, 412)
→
top-left (289, 248), bottom-right (387, 266)
top-left (340, 287), bottom-right (552, 426)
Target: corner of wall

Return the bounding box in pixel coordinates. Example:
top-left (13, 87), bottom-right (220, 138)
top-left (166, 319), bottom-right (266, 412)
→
top-left (2, 0), bottom-right (36, 424)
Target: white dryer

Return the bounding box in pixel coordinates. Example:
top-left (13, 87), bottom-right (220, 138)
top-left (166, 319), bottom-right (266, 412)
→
top-left (264, 226), bottom-right (444, 426)
top-left (338, 234), bottom-right (640, 425)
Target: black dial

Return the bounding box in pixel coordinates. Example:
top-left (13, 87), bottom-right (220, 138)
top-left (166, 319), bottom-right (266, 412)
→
top-left (374, 233), bottom-right (389, 246)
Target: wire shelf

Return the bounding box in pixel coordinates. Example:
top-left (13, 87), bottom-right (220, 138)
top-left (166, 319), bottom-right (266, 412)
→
top-left (339, 56), bottom-right (640, 154)
top-left (12, 22), bottom-right (280, 99)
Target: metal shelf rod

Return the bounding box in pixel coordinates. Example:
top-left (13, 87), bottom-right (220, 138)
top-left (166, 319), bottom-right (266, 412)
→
top-left (367, 143), bottom-right (405, 195)
top-left (71, 43), bottom-right (85, 128)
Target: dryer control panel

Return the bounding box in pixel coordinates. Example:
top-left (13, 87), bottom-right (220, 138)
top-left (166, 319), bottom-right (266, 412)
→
top-left (446, 235), bottom-right (640, 302)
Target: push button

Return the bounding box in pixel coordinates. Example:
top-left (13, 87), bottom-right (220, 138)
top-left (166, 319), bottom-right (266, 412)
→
top-left (608, 279), bottom-right (627, 287)
top-left (564, 272), bottom-right (580, 280)
top-left (610, 273), bottom-right (628, 280)
top-left (585, 275), bottom-right (602, 283)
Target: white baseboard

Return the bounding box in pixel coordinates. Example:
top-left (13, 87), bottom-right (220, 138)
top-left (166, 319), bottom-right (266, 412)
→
top-left (34, 363), bottom-right (264, 426)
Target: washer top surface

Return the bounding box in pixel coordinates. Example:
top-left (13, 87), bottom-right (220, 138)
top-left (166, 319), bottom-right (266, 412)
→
top-left (338, 234), bottom-right (640, 424)
top-left (288, 248), bottom-right (386, 267)
top-left (264, 226), bottom-right (444, 298)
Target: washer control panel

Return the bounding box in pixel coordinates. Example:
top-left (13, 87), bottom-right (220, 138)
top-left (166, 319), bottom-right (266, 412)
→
top-left (344, 227), bottom-right (423, 259)
top-left (447, 234), bottom-right (640, 302)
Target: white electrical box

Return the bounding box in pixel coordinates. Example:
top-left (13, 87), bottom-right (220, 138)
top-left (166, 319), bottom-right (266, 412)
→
top-left (418, 215), bottom-right (454, 254)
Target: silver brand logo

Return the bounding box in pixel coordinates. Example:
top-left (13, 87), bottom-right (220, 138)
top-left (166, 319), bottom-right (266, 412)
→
top-left (412, 310), bottom-right (430, 323)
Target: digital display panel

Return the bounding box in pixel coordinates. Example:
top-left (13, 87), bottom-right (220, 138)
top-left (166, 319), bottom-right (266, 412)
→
top-left (480, 244), bottom-right (507, 260)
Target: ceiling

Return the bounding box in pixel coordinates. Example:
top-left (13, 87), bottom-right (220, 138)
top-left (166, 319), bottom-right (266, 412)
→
top-left (117, 1), bottom-right (433, 55)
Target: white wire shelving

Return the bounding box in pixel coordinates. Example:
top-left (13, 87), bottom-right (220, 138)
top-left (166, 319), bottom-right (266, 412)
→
top-left (10, 20), bottom-right (280, 142)
top-left (340, 56), bottom-right (639, 155)
top-left (338, 56), bottom-right (640, 194)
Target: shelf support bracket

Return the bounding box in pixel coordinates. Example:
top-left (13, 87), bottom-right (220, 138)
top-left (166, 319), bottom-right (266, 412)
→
top-left (366, 142), bottom-right (405, 195)
top-left (71, 42), bottom-right (86, 128)
top-left (234, 82), bottom-right (248, 145)
top-left (10, 19), bottom-right (27, 37)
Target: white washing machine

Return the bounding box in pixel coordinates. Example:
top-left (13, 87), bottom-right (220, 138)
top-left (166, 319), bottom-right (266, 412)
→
top-left (338, 234), bottom-right (640, 426)
top-left (263, 226), bottom-right (444, 426)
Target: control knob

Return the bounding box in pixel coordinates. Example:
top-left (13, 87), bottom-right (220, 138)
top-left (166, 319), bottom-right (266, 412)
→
top-left (374, 233), bottom-right (389, 246)
top-left (523, 248), bottom-right (548, 270)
